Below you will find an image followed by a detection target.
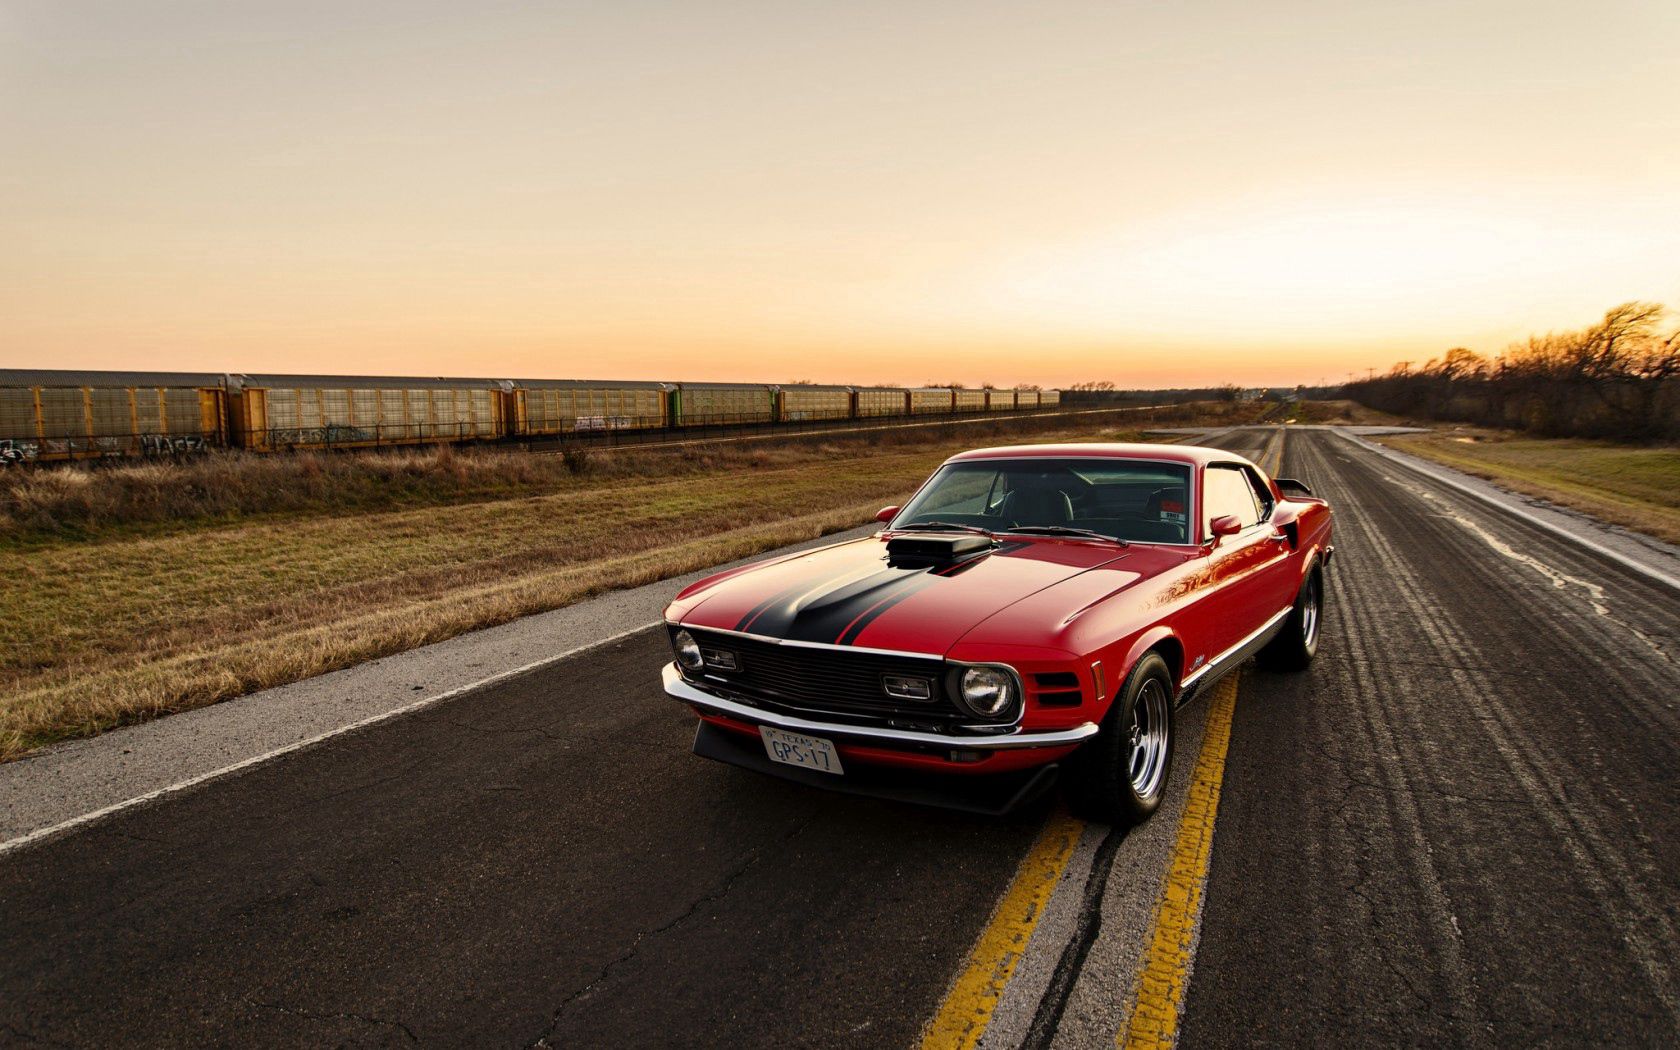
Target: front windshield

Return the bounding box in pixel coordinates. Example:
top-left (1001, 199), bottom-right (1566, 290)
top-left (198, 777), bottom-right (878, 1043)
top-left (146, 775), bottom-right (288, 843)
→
top-left (892, 458), bottom-right (1193, 544)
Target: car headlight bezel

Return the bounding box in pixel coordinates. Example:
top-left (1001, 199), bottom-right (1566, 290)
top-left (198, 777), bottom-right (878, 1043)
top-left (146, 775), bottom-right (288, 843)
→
top-left (951, 664), bottom-right (1019, 720)
top-left (672, 628), bottom-right (704, 671)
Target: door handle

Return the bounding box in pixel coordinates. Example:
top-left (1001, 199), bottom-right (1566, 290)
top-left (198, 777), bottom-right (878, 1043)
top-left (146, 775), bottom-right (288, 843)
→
top-left (1267, 531), bottom-right (1290, 544)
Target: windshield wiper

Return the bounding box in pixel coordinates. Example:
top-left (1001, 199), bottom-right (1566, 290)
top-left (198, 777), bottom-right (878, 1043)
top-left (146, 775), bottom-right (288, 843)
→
top-left (1004, 525), bottom-right (1128, 545)
top-left (891, 521), bottom-right (995, 537)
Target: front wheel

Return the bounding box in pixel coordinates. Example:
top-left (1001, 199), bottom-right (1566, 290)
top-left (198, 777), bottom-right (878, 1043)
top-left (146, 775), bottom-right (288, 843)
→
top-left (1064, 653), bottom-right (1175, 827)
top-left (1256, 567), bottom-right (1323, 672)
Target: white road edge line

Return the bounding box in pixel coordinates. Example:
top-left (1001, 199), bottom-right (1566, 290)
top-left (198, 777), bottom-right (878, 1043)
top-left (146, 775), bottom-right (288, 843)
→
top-left (0, 621), bottom-right (665, 858)
top-left (1336, 429), bottom-right (1680, 594)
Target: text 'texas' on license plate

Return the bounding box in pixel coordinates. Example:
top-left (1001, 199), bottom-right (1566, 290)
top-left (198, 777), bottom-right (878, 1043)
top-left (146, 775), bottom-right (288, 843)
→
top-left (761, 727), bottom-right (843, 776)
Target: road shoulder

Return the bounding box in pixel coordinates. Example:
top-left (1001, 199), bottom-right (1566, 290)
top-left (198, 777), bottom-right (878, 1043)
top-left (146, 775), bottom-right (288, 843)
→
top-left (0, 523), bottom-right (879, 848)
top-left (1331, 427), bottom-right (1680, 590)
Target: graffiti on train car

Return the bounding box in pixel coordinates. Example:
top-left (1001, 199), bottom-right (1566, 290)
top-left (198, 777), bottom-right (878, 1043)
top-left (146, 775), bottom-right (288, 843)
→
top-left (574, 416), bottom-right (637, 432)
top-left (0, 439), bottom-right (38, 465)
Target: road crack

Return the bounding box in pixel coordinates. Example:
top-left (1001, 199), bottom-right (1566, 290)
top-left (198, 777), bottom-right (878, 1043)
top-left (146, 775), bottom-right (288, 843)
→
top-left (243, 996), bottom-right (418, 1043)
top-left (525, 813), bottom-right (817, 1047)
top-left (1020, 828), bottom-right (1122, 1050)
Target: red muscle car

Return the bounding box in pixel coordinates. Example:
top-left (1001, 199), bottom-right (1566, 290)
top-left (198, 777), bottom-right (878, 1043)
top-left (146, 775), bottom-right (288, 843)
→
top-left (661, 442), bottom-right (1333, 823)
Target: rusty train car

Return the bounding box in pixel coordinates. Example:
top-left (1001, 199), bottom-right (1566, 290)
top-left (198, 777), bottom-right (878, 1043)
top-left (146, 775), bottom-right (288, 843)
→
top-left (776, 384), bottom-right (853, 422)
top-left (853, 386), bottom-right (909, 418)
top-left (0, 370), bottom-right (228, 461)
top-left (0, 369), bottom-right (1063, 461)
top-left (512, 379), bottom-right (672, 435)
top-left (225, 374), bottom-right (508, 451)
top-left (673, 383), bottom-right (779, 426)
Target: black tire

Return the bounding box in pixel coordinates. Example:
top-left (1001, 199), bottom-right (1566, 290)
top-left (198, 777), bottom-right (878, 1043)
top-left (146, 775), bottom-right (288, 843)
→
top-left (1256, 566), bottom-right (1323, 672)
top-left (1063, 652), bottom-right (1175, 827)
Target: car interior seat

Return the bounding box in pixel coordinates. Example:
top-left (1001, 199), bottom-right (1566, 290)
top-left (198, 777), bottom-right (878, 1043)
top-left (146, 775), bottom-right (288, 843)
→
top-left (1143, 487), bottom-right (1186, 520)
top-left (1006, 483), bottom-right (1074, 526)
top-left (1128, 487), bottom-right (1189, 543)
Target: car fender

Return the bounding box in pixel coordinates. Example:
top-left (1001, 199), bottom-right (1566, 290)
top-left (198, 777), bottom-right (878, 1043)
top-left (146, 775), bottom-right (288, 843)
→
top-left (1117, 624), bottom-right (1184, 693)
top-left (1298, 510), bottom-right (1333, 581)
top-left (1286, 503), bottom-right (1332, 585)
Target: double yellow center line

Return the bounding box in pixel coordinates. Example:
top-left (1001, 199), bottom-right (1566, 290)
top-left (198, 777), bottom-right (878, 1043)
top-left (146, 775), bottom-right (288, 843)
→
top-left (1119, 675), bottom-right (1239, 1048)
top-left (920, 812), bottom-right (1085, 1049)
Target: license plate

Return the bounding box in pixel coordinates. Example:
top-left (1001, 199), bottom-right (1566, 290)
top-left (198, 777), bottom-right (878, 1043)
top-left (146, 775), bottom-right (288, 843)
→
top-left (761, 727), bottom-right (844, 776)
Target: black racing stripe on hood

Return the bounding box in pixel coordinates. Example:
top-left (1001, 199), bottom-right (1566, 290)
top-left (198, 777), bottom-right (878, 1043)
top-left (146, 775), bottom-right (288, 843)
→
top-left (834, 573), bottom-right (940, 646)
top-left (735, 576), bottom-right (823, 632)
top-left (750, 565), bottom-right (931, 644)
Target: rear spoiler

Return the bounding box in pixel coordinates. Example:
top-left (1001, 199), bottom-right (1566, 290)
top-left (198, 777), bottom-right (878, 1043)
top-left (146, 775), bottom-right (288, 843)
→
top-left (1275, 478), bottom-right (1314, 497)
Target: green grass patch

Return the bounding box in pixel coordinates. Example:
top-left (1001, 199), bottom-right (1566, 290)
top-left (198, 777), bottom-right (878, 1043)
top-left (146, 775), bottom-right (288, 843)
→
top-left (1382, 430), bottom-right (1680, 545)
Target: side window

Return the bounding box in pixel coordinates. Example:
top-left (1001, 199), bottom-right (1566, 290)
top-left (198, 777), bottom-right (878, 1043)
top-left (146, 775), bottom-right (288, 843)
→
top-left (1203, 466), bottom-right (1262, 533)
top-left (1241, 467), bottom-right (1274, 522)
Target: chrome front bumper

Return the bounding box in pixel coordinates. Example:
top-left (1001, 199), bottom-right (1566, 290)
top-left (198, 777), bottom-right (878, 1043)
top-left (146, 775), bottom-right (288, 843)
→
top-left (661, 663), bottom-right (1099, 751)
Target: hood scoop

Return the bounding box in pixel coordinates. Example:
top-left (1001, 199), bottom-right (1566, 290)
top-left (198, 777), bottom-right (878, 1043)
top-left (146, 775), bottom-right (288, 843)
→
top-left (886, 533), bottom-right (995, 569)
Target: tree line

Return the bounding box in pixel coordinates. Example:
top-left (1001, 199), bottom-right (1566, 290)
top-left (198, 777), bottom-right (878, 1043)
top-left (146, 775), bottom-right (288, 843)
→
top-left (1345, 302), bottom-right (1680, 442)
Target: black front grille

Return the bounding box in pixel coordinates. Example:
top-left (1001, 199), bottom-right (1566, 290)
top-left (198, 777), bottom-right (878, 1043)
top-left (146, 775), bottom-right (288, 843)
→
top-left (679, 627), bottom-right (983, 728)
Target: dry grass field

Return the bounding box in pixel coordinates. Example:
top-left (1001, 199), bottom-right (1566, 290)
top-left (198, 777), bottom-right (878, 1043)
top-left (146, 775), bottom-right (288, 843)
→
top-left (0, 403), bottom-right (1270, 760)
top-left (1380, 429), bottom-right (1680, 544)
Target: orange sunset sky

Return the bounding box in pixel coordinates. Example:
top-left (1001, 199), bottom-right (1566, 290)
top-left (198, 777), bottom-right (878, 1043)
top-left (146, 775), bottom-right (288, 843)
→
top-left (3, 1), bottom-right (1677, 389)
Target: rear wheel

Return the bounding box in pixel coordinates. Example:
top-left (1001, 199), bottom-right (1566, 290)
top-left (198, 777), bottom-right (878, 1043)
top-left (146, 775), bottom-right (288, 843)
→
top-left (1257, 567), bottom-right (1322, 672)
top-left (1064, 653), bottom-right (1175, 826)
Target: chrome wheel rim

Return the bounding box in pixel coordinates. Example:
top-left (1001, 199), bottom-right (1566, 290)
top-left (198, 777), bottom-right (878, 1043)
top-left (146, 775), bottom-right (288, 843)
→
top-left (1301, 576), bottom-right (1320, 649)
top-left (1127, 679), bottom-right (1170, 801)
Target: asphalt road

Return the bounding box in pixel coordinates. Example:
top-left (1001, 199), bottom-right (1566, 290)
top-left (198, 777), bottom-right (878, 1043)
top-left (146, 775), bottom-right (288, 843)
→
top-left (1183, 428), bottom-right (1680, 1046)
top-left (2, 428), bottom-right (1676, 1047)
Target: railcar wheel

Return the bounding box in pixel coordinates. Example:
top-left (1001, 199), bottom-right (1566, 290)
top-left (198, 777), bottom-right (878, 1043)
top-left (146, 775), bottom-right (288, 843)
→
top-left (1064, 652), bottom-right (1175, 827)
top-left (1257, 567), bottom-right (1323, 672)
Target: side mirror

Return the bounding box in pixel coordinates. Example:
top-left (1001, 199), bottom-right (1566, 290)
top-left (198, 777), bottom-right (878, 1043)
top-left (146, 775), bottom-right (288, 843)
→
top-left (1209, 514), bottom-right (1242, 539)
top-left (875, 505), bottom-right (900, 524)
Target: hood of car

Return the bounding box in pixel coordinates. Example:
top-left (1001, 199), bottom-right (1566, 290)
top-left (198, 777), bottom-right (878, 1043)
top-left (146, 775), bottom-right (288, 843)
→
top-left (673, 533), bottom-right (1132, 655)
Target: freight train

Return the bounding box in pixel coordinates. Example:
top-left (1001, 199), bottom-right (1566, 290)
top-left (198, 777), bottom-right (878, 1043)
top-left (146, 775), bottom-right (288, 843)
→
top-left (0, 370), bottom-right (1060, 462)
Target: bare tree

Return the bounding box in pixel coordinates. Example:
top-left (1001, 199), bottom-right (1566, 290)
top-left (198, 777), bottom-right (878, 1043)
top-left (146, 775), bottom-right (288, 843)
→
top-left (1345, 301), bottom-right (1678, 440)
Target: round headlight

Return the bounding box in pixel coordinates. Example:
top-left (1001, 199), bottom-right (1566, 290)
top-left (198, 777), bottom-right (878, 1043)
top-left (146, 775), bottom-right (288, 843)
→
top-left (958, 666), bottom-right (1016, 718)
top-left (673, 629), bottom-right (704, 670)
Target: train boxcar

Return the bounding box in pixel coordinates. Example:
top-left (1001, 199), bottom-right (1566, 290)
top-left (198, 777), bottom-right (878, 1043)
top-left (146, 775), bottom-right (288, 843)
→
top-left (512, 379), bottom-right (670, 435)
top-left (853, 386), bottom-right (909, 418)
top-left (1041, 389), bottom-right (1062, 408)
top-left (1014, 388), bottom-right (1040, 410)
top-left (984, 388), bottom-right (1015, 412)
top-left (673, 383), bottom-right (777, 426)
top-left (0, 369), bottom-right (227, 461)
top-left (953, 388), bottom-right (987, 413)
top-left (908, 387), bottom-right (954, 415)
top-left (227, 374), bottom-right (506, 451)
top-left (775, 384), bottom-right (852, 422)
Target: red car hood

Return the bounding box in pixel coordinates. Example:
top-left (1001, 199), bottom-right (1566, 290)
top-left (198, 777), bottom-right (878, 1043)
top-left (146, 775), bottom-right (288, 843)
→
top-left (673, 534), bottom-right (1132, 656)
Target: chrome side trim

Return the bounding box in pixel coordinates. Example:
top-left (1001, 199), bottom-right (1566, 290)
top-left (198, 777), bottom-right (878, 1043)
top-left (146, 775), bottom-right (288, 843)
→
top-left (1179, 605), bottom-right (1291, 693)
top-left (662, 664), bottom-right (1097, 751)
